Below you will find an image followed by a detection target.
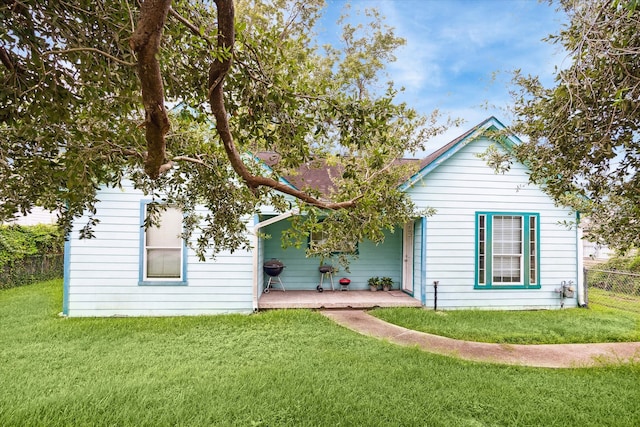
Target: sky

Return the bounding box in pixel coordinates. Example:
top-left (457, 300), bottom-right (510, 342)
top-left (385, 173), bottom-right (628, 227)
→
top-left (316, 0), bottom-right (568, 155)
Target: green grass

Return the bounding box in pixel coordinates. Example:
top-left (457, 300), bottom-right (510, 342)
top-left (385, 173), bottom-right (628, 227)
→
top-left (1, 280), bottom-right (640, 426)
top-left (371, 306), bottom-right (640, 344)
top-left (588, 288), bottom-right (640, 315)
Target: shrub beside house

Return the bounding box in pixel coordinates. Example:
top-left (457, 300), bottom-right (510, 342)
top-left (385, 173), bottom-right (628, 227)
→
top-left (0, 224), bottom-right (65, 289)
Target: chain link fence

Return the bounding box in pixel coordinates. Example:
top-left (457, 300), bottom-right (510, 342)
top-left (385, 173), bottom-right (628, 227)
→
top-left (586, 268), bottom-right (640, 314)
top-left (0, 254), bottom-right (64, 289)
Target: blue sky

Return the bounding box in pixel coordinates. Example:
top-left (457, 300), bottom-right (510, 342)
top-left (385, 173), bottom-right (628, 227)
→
top-left (317, 0), bottom-right (567, 154)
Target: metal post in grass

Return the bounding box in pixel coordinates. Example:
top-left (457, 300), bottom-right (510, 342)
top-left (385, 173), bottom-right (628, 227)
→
top-left (583, 267), bottom-right (589, 306)
top-left (433, 280), bottom-right (439, 311)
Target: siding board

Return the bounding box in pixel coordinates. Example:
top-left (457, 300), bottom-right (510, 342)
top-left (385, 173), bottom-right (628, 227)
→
top-left (66, 180), bottom-right (256, 316)
top-left (67, 124), bottom-right (580, 315)
top-left (408, 136), bottom-right (578, 310)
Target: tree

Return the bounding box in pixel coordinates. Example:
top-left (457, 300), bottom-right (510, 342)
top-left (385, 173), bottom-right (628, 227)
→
top-left (510, 0), bottom-right (640, 251)
top-left (1, 0), bottom-right (446, 261)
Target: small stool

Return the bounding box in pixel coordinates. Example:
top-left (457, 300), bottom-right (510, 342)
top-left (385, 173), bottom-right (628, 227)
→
top-left (318, 265), bottom-right (335, 291)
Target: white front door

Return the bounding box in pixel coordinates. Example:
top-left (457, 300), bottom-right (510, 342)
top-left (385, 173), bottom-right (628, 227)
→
top-left (402, 221), bottom-right (414, 294)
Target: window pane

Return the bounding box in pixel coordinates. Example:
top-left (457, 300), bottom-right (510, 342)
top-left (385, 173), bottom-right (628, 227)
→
top-left (529, 216), bottom-right (537, 284)
top-left (147, 248), bottom-right (181, 278)
top-left (147, 207), bottom-right (182, 247)
top-left (493, 216), bottom-right (522, 283)
top-left (478, 215), bottom-right (486, 284)
top-left (309, 230), bottom-right (327, 249)
top-left (145, 206), bottom-right (183, 280)
top-left (493, 255), bottom-right (521, 282)
top-left (309, 229), bottom-right (356, 254)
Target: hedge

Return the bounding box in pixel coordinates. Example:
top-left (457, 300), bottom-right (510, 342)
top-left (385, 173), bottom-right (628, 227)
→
top-left (0, 224), bottom-right (65, 289)
top-left (592, 253), bottom-right (640, 273)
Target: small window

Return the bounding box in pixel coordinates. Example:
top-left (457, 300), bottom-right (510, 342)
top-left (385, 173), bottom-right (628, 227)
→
top-left (140, 203), bottom-right (186, 285)
top-left (309, 230), bottom-right (358, 254)
top-left (475, 212), bottom-right (539, 289)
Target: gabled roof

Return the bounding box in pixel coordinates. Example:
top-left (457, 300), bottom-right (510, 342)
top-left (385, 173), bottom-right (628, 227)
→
top-left (255, 152), bottom-right (419, 197)
top-left (254, 152), bottom-right (343, 195)
top-left (255, 117), bottom-right (520, 196)
top-left (399, 116), bottom-right (520, 191)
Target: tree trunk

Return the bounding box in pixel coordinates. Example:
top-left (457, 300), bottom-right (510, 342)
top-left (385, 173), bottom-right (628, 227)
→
top-left (130, 0), bottom-right (173, 179)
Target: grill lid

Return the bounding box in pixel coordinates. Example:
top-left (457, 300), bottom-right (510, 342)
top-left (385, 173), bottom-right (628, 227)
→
top-left (264, 258), bottom-right (284, 269)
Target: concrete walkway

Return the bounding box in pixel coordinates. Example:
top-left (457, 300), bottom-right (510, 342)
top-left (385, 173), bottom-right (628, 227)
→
top-left (322, 310), bottom-right (640, 368)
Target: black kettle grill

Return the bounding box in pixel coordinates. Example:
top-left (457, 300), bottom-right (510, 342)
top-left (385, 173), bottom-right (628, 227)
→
top-left (263, 259), bottom-right (285, 292)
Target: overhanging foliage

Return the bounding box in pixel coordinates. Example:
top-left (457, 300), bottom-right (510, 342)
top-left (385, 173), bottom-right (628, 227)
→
top-left (510, 0), bottom-right (640, 251)
top-left (1, 0), bottom-right (450, 261)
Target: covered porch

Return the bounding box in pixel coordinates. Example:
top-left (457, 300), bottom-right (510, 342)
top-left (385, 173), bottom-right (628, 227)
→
top-left (252, 213), bottom-right (424, 311)
top-left (258, 289), bottom-right (422, 310)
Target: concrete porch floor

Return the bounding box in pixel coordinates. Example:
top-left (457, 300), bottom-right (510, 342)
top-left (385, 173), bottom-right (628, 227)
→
top-left (258, 289), bottom-right (423, 310)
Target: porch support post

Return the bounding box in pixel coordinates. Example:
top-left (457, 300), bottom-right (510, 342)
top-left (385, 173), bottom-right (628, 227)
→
top-left (420, 216), bottom-right (427, 306)
top-left (251, 209), bottom-right (299, 311)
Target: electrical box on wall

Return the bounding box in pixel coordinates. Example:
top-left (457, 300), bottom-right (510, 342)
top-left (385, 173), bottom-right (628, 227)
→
top-left (561, 281), bottom-right (575, 298)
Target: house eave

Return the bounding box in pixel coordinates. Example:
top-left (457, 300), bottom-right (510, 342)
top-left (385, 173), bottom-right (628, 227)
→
top-left (399, 116), bottom-right (521, 192)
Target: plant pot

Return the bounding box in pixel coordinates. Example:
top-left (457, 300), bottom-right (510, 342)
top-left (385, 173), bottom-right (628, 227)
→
top-left (369, 285), bottom-right (378, 292)
top-left (382, 285), bottom-right (391, 291)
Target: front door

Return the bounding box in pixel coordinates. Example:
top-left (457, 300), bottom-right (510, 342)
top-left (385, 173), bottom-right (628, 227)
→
top-left (402, 221), bottom-right (414, 294)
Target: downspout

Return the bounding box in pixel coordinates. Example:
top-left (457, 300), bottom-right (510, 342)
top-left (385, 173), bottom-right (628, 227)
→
top-left (251, 210), bottom-right (298, 312)
top-left (61, 200), bottom-right (71, 317)
top-left (251, 215), bottom-right (260, 312)
top-left (420, 216), bottom-right (427, 306)
top-left (62, 236), bottom-right (71, 316)
top-left (576, 212), bottom-right (587, 307)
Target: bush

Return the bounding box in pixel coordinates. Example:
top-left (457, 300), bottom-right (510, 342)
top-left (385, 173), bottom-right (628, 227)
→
top-left (595, 254), bottom-right (640, 273)
top-left (0, 225), bottom-right (65, 288)
top-left (1, 254), bottom-right (64, 289)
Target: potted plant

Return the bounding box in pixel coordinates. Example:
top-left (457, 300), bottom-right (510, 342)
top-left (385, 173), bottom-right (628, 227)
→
top-left (367, 276), bottom-right (380, 292)
top-left (381, 276), bottom-right (393, 291)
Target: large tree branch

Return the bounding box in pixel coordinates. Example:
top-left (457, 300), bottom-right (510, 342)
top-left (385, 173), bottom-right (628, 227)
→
top-left (168, 6), bottom-right (214, 47)
top-left (208, 0), bottom-right (358, 210)
top-left (0, 46), bottom-right (15, 73)
top-left (130, 0), bottom-right (172, 179)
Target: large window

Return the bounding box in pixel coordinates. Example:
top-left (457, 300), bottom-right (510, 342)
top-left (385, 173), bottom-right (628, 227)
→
top-left (475, 212), bottom-right (539, 289)
top-left (140, 203), bottom-right (186, 285)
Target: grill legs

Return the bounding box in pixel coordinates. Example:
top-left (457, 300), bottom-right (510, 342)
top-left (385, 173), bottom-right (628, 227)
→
top-left (264, 275), bottom-right (285, 293)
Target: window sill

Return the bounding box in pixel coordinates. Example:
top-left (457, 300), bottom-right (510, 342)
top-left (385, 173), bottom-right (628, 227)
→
top-left (139, 280), bottom-right (188, 286)
top-left (474, 284), bottom-right (541, 290)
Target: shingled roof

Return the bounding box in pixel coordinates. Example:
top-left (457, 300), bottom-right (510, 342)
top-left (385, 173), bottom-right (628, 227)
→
top-left (255, 117), bottom-right (509, 196)
top-left (254, 152), bottom-right (420, 196)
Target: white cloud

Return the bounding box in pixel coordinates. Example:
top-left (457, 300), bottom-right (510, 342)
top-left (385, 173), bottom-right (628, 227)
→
top-left (321, 0), bottom-right (565, 151)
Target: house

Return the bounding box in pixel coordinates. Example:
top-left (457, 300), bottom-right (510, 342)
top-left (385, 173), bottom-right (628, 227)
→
top-left (3, 207), bottom-right (57, 226)
top-left (63, 117), bottom-right (584, 316)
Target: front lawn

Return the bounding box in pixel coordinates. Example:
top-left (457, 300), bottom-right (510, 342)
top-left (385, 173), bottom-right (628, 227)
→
top-left (370, 306), bottom-right (640, 344)
top-left (1, 280), bottom-right (639, 426)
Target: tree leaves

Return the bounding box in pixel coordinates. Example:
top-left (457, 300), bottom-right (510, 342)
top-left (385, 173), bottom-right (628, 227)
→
top-left (512, 0), bottom-right (640, 251)
top-left (1, 0), bottom-right (445, 260)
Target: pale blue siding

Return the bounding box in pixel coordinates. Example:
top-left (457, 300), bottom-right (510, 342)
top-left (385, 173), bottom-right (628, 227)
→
top-left (66, 120), bottom-right (581, 315)
top-left (65, 180), bottom-right (255, 316)
top-left (406, 136), bottom-right (579, 310)
top-left (261, 219), bottom-right (402, 291)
